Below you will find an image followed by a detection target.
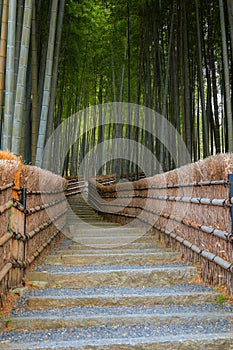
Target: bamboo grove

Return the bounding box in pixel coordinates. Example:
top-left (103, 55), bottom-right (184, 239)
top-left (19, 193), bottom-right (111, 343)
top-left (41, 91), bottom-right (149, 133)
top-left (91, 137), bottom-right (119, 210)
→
top-left (0, 0), bottom-right (233, 178)
top-left (0, 0), bottom-right (65, 165)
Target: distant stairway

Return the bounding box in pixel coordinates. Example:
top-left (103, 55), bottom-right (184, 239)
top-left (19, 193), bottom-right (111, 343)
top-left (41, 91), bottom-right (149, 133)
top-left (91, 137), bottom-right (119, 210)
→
top-left (1, 195), bottom-right (233, 349)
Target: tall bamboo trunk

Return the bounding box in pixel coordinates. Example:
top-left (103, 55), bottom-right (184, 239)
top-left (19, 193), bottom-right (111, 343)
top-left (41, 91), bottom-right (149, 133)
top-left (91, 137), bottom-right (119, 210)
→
top-left (2, 0), bottom-right (16, 151)
top-left (227, 0), bottom-right (233, 62)
top-left (97, 76), bottom-right (104, 176)
top-left (42, 0), bottom-right (65, 171)
top-left (219, 0), bottom-right (233, 151)
top-left (208, 10), bottom-right (221, 154)
top-left (11, 0), bottom-right (32, 156)
top-left (161, 7), bottom-right (175, 170)
top-left (31, 0), bottom-right (38, 164)
top-left (0, 0), bottom-right (3, 21)
top-left (45, 0), bottom-right (65, 142)
top-left (35, 0), bottom-right (58, 167)
top-left (183, 1), bottom-right (192, 160)
top-left (0, 0), bottom-right (8, 146)
top-left (14, 0), bottom-right (24, 95)
top-left (195, 0), bottom-right (209, 157)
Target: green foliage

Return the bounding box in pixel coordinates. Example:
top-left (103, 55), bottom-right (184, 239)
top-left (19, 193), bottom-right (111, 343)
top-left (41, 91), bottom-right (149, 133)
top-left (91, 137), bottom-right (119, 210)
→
top-left (58, 0), bottom-right (232, 175)
top-left (216, 293), bottom-right (227, 306)
top-left (7, 209), bottom-right (14, 233)
top-left (5, 317), bottom-right (12, 327)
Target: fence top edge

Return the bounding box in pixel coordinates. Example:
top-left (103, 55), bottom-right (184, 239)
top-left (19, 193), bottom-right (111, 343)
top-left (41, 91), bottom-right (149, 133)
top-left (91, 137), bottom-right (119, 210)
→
top-left (89, 177), bottom-right (228, 191)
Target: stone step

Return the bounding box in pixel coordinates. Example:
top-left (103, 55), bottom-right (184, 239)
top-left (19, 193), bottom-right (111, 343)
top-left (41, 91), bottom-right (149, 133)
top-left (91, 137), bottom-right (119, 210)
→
top-left (44, 251), bottom-right (180, 266)
top-left (69, 227), bottom-right (152, 243)
top-left (58, 237), bottom-right (158, 246)
top-left (66, 213), bottom-right (104, 220)
top-left (67, 212), bottom-right (98, 216)
top-left (63, 239), bottom-right (157, 249)
top-left (2, 325), bottom-right (233, 349)
top-left (67, 232), bottom-right (154, 239)
top-left (61, 242), bottom-right (163, 250)
top-left (68, 222), bottom-right (119, 227)
top-left (26, 263), bottom-right (197, 288)
top-left (58, 243), bottom-right (159, 249)
top-left (67, 226), bottom-right (153, 247)
top-left (52, 248), bottom-right (169, 256)
top-left (68, 218), bottom-right (106, 223)
top-left (7, 304), bottom-right (233, 331)
top-left (26, 285), bottom-right (221, 309)
top-left (69, 227), bottom-right (151, 237)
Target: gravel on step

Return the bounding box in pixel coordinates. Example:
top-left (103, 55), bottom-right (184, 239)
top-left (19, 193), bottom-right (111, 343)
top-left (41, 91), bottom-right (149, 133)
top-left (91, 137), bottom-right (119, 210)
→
top-left (50, 249), bottom-right (166, 256)
top-left (1, 320), bottom-right (233, 345)
top-left (9, 284), bottom-right (218, 312)
top-left (33, 262), bottom-right (190, 273)
top-left (8, 303), bottom-right (233, 319)
top-left (14, 284), bottom-right (216, 298)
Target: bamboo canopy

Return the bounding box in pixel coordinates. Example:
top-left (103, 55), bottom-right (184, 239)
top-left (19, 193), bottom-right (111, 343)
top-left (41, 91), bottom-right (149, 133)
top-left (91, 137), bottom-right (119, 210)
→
top-left (0, 0), bottom-right (231, 176)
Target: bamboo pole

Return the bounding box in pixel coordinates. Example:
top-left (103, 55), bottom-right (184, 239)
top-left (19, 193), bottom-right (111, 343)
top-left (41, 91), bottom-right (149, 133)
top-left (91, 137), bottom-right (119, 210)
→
top-left (227, 0), bottom-right (233, 62)
top-left (12, 0), bottom-right (32, 156)
top-left (31, 0), bottom-right (38, 165)
top-left (219, 0), bottom-right (233, 151)
top-left (46, 0), bottom-right (65, 142)
top-left (2, 0), bottom-right (16, 151)
top-left (0, 0), bottom-right (8, 145)
top-left (35, 0), bottom-right (58, 167)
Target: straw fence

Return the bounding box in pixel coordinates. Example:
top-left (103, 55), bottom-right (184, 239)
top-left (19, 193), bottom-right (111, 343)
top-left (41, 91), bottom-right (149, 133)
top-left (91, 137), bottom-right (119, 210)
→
top-left (88, 154), bottom-right (233, 296)
top-left (0, 159), bottom-right (67, 307)
top-left (65, 176), bottom-right (86, 197)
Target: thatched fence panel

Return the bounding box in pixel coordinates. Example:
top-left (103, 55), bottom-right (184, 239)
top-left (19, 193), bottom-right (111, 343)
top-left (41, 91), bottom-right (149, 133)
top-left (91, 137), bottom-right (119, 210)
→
top-left (65, 176), bottom-right (86, 197)
top-left (88, 154), bottom-right (233, 296)
top-left (0, 160), bottom-right (67, 307)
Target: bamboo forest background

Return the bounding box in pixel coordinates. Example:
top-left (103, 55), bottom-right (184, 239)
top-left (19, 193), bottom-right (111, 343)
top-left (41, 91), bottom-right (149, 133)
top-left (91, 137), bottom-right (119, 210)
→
top-left (0, 0), bottom-right (233, 177)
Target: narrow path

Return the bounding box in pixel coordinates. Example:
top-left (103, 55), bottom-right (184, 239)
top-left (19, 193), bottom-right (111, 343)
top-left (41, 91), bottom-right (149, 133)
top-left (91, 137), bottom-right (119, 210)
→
top-left (1, 195), bottom-right (233, 349)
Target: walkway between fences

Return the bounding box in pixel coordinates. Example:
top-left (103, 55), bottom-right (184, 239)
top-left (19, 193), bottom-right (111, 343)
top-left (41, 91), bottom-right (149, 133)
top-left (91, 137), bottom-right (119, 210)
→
top-left (1, 194), bottom-right (233, 349)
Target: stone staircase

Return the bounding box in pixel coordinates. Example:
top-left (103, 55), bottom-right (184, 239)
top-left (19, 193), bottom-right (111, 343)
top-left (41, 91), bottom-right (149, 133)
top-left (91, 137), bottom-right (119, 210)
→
top-left (1, 195), bottom-right (233, 349)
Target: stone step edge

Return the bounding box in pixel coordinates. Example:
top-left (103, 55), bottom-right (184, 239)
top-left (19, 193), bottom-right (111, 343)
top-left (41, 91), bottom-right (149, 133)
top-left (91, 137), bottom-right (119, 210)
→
top-left (47, 251), bottom-right (179, 257)
top-left (27, 291), bottom-right (220, 308)
top-left (52, 249), bottom-right (174, 255)
top-left (45, 252), bottom-right (180, 261)
top-left (8, 311), bottom-right (233, 331)
top-left (2, 332), bottom-right (233, 350)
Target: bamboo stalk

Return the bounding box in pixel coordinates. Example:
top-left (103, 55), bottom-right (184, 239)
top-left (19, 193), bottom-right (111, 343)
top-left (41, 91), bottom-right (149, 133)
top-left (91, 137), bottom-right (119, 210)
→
top-left (12, 0), bottom-right (32, 156)
top-left (35, 0), bottom-right (59, 166)
top-left (2, 0), bottom-right (16, 150)
top-left (31, 0), bottom-right (38, 165)
top-left (219, 0), bottom-right (233, 151)
top-left (0, 0), bottom-right (8, 137)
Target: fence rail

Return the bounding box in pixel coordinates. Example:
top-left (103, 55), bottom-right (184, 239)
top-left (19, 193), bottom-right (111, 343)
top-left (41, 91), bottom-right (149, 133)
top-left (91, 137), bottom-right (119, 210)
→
top-left (65, 176), bottom-right (86, 197)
